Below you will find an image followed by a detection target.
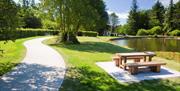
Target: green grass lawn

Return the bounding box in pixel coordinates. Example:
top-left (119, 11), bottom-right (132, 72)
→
top-left (45, 37), bottom-right (180, 91)
top-left (0, 37), bottom-right (38, 76)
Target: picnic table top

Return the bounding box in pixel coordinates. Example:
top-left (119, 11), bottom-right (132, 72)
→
top-left (116, 52), bottom-right (156, 57)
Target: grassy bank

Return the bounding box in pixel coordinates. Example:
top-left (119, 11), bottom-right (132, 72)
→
top-left (0, 37), bottom-right (38, 76)
top-left (156, 52), bottom-right (180, 63)
top-left (45, 37), bottom-right (180, 91)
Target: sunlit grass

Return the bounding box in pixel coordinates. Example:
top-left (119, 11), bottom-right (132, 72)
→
top-left (0, 37), bottom-right (39, 76)
top-left (45, 37), bottom-right (180, 91)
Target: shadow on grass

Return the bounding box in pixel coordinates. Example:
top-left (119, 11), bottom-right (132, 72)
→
top-left (50, 42), bottom-right (133, 54)
top-left (0, 62), bottom-right (18, 76)
top-left (60, 66), bottom-right (179, 91)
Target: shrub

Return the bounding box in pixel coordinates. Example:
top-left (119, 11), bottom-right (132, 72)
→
top-left (169, 29), bottom-right (180, 36)
top-left (136, 29), bottom-right (149, 35)
top-left (78, 31), bottom-right (98, 37)
top-left (149, 26), bottom-right (163, 35)
top-left (23, 16), bottom-right (42, 28)
top-left (0, 29), bottom-right (59, 41)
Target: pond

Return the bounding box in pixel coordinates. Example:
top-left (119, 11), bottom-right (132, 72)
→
top-left (113, 38), bottom-right (180, 52)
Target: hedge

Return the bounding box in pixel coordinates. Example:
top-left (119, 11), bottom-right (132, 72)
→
top-left (78, 31), bottom-right (98, 37)
top-left (137, 26), bottom-right (163, 36)
top-left (137, 29), bottom-right (149, 36)
top-left (149, 26), bottom-right (163, 35)
top-left (169, 29), bottom-right (180, 36)
top-left (0, 29), bottom-right (59, 41)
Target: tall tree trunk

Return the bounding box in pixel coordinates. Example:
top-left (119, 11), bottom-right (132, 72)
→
top-left (59, 31), bottom-right (79, 44)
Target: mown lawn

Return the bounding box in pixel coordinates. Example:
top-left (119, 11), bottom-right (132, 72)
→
top-left (0, 37), bottom-right (38, 76)
top-left (156, 52), bottom-right (180, 63)
top-left (45, 37), bottom-right (180, 91)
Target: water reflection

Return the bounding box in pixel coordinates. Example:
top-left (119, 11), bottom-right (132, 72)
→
top-left (114, 38), bottom-right (180, 52)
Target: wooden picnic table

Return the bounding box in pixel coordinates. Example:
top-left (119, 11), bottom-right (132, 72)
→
top-left (116, 52), bottom-right (156, 70)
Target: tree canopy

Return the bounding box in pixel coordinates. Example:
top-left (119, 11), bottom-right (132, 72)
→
top-left (127, 0), bottom-right (139, 35)
top-left (42, 0), bottom-right (108, 43)
top-left (149, 0), bottom-right (165, 27)
top-left (109, 13), bottom-right (119, 33)
top-left (0, 0), bottom-right (19, 41)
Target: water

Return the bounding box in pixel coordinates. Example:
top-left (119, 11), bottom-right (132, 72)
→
top-left (113, 38), bottom-right (180, 52)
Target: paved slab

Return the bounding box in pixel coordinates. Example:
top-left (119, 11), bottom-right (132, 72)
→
top-left (0, 37), bottom-right (66, 91)
top-left (96, 61), bottom-right (180, 83)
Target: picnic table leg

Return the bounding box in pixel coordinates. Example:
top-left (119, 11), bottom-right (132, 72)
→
top-left (119, 56), bottom-right (123, 68)
top-left (149, 56), bottom-right (153, 61)
top-left (150, 66), bottom-right (160, 72)
top-left (144, 56), bottom-right (146, 62)
top-left (124, 57), bottom-right (127, 70)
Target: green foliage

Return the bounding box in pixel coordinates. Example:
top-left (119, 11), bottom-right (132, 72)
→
top-left (125, 0), bottom-right (179, 36)
top-left (137, 26), bottom-right (163, 35)
top-left (163, 0), bottom-right (175, 33)
top-left (149, 0), bottom-right (165, 27)
top-left (45, 37), bottom-right (180, 91)
top-left (137, 10), bottom-right (150, 29)
top-left (18, 0), bottom-right (43, 29)
top-left (0, 37), bottom-right (36, 76)
top-left (149, 26), bottom-right (163, 35)
top-left (116, 24), bottom-right (130, 34)
top-left (0, 0), bottom-right (19, 41)
top-left (0, 29), bottom-right (59, 41)
top-left (43, 0), bottom-right (108, 43)
top-left (109, 13), bottom-right (119, 33)
top-left (136, 29), bottom-right (149, 35)
top-left (78, 31), bottom-right (98, 37)
top-left (169, 29), bottom-right (180, 36)
top-left (23, 15), bottom-right (42, 28)
top-left (127, 0), bottom-right (139, 35)
top-left (173, 1), bottom-right (180, 30)
top-left (42, 20), bottom-right (58, 29)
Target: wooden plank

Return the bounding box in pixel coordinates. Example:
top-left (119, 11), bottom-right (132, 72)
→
top-left (129, 66), bottom-right (138, 74)
top-left (150, 66), bottom-right (160, 72)
top-left (116, 52), bottom-right (156, 57)
top-left (125, 62), bottom-right (166, 67)
top-left (112, 57), bottom-right (120, 67)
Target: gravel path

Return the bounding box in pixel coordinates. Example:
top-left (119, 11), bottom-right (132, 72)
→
top-left (0, 37), bottom-right (66, 91)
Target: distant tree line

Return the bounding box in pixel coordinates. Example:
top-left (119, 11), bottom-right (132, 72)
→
top-left (117, 0), bottom-right (180, 36)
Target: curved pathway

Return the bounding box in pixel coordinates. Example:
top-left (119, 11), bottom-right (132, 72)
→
top-left (0, 37), bottom-right (66, 91)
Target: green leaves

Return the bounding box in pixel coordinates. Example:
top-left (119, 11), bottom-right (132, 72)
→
top-left (42, 0), bottom-right (108, 43)
top-left (0, 0), bottom-right (19, 41)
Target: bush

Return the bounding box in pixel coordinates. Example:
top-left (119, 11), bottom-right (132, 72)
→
top-left (78, 31), bottom-right (98, 37)
top-left (136, 29), bottom-right (149, 35)
top-left (169, 29), bottom-right (180, 36)
top-left (149, 26), bottom-right (163, 35)
top-left (23, 16), bottom-right (42, 28)
top-left (0, 29), bottom-right (59, 41)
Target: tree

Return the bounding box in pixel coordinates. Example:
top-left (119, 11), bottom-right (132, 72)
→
top-left (137, 10), bottom-right (150, 30)
top-left (127, 0), bottom-right (139, 35)
top-left (109, 13), bottom-right (119, 33)
top-left (19, 0), bottom-right (35, 7)
top-left (149, 0), bottom-right (165, 27)
top-left (173, 0), bottom-right (180, 30)
top-left (43, 0), bottom-right (108, 44)
top-left (163, 0), bottom-right (175, 33)
top-left (0, 0), bottom-right (19, 41)
top-left (18, 0), bottom-right (42, 28)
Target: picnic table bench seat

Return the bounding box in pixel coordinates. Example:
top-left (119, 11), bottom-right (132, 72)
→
top-left (125, 62), bottom-right (166, 75)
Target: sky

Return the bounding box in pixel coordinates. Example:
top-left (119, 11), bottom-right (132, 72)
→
top-left (14, 0), bottom-right (179, 25)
